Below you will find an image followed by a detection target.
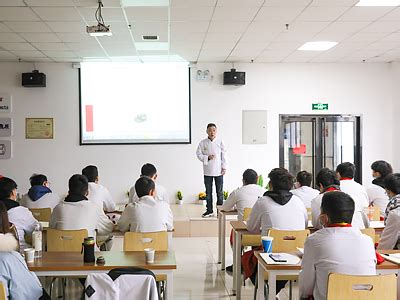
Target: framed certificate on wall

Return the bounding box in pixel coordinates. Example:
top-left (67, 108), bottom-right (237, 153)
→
top-left (26, 118), bottom-right (54, 139)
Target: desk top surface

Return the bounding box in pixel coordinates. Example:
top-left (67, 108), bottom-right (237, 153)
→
top-left (28, 251), bottom-right (176, 272)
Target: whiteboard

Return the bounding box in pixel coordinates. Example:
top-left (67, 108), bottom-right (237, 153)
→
top-left (242, 110), bottom-right (267, 144)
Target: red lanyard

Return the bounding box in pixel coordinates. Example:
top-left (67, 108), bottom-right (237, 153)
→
top-left (341, 178), bottom-right (353, 180)
top-left (327, 223), bottom-right (352, 227)
top-left (325, 187), bottom-right (339, 192)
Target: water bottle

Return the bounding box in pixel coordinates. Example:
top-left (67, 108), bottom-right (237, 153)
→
top-left (82, 237), bottom-right (95, 263)
top-left (32, 224), bottom-right (42, 258)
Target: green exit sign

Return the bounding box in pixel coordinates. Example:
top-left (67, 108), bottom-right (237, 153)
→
top-left (312, 103), bottom-right (329, 110)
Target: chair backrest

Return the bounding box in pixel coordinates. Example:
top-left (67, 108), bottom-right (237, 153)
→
top-left (9, 224), bottom-right (20, 252)
top-left (123, 231), bottom-right (168, 251)
top-left (29, 208), bottom-right (52, 222)
top-left (306, 208), bottom-right (312, 221)
top-left (268, 229), bottom-right (310, 252)
top-left (0, 281), bottom-right (6, 300)
top-left (243, 208), bottom-right (252, 221)
top-left (361, 228), bottom-right (376, 243)
top-left (327, 273), bottom-right (397, 300)
top-left (371, 206), bottom-right (380, 221)
top-left (47, 228), bottom-right (88, 252)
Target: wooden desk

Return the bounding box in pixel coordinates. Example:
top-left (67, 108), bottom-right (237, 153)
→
top-left (255, 250), bottom-right (400, 300)
top-left (217, 208), bottom-right (238, 270)
top-left (28, 251), bottom-right (176, 300)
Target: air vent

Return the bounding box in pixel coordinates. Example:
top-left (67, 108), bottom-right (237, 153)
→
top-left (142, 35), bottom-right (159, 41)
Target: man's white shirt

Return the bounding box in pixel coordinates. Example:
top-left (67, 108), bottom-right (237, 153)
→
top-left (87, 182), bottom-right (115, 212)
top-left (7, 206), bottom-right (39, 251)
top-left (20, 192), bottom-right (61, 210)
top-left (196, 137), bottom-right (227, 176)
top-left (290, 186), bottom-right (320, 209)
top-left (367, 184), bottom-right (389, 216)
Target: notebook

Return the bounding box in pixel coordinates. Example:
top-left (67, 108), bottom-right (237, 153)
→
top-left (381, 253), bottom-right (400, 264)
top-left (260, 252), bottom-right (301, 265)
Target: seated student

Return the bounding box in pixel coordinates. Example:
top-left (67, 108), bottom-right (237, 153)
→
top-left (50, 174), bottom-right (114, 245)
top-left (311, 168), bottom-right (341, 229)
top-left (82, 165), bottom-right (115, 212)
top-left (0, 202), bottom-right (49, 300)
top-left (299, 191), bottom-right (376, 300)
top-left (367, 160), bottom-right (393, 216)
top-left (290, 170), bottom-right (319, 209)
top-left (377, 173), bottom-right (400, 250)
top-left (221, 168), bottom-right (266, 221)
top-left (118, 177), bottom-right (173, 233)
top-left (20, 174), bottom-right (61, 210)
top-left (0, 177), bottom-right (39, 251)
top-left (242, 168), bottom-right (307, 287)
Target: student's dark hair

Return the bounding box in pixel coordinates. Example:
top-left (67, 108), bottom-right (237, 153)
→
top-left (207, 123), bottom-right (216, 129)
top-left (68, 174), bottom-right (88, 196)
top-left (135, 176), bottom-right (155, 198)
top-left (141, 163), bottom-right (157, 178)
top-left (336, 162), bottom-right (355, 179)
top-left (371, 160), bottom-right (393, 178)
top-left (29, 174), bottom-right (47, 186)
top-left (384, 173), bottom-right (400, 195)
top-left (0, 177), bottom-right (17, 199)
top-left (296, 171), bottom-right (312, 187)
top-left (268, 168), bottom-right (294, 191)
top-left (316, 168), bottom-right (340, 188)
top-left (82, 165), bottom-right (98, 182)
top-left (321, 191), bottom-right (355, 224)
top-left (243, 169), bottom-right (258, 185)
top-left (0, 202), bottom-right (10, 234)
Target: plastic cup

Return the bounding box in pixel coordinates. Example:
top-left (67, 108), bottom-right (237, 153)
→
top-left (144, 248), bottom-right (155, 264)
top-left (24, 248), bottom-right (35, 263)
top-left (261, 236), bottom-right (273, 253)
top-left (363, 207), bottom-right (374, 221)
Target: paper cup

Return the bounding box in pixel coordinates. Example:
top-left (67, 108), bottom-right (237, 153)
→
top-left (144, 248), bottom-right (155, 264)
top-left (24, 248), bottom-right (35, 263)
top-left (261, 236), bottom-right (273, 253)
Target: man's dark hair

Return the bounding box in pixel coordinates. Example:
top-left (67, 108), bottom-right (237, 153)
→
top-left (135, 177), bottom-right (155, 198)
top-left (316, 168), bottom-right (340, 188)
top-left (384, 173), bottom-right (400, 195)
top-left (336, 162), bottom-right (355, 179)
top-left (82, 165), bottom-right (98, 182)
top-left (141, 163), bottom-right (157, 178)
top-left (296, 171), bottom-right (312, 187)
top-left (243, 169), bottom-right (258, 185)
top-left (69, 174), bottom-right (88, 196)
top-left (0, 202), bottom-right (10, 234)
top-left (207, 123), bottom-right (216, 129)
top-left (0, 177), bottom-right (17, 199)
top-left (29, 174), bottom-right (47, 186)
top-left (321, 191), bottom-right (355, 224)
top-left (371, 160), bottom-right (393, 178)
top-left (268, 168), bottom-right (294, 191)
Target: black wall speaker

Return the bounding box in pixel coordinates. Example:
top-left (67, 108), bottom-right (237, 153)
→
top-left (223, 68), bottom-right (245, 85)
top-left (22, 70), bottom-right (46, 87)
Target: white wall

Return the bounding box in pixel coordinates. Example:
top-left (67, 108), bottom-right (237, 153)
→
top-left (0, 62), bottom-right (395, 203)
top-left (390, 63), bottom-right (400, 172)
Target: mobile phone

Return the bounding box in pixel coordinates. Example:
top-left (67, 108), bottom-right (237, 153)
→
top-left (269, 254), bottom-right (287, 262)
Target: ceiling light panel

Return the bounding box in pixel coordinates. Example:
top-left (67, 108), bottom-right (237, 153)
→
top-left (298, 41), bottom-right (338, 51)
top-left (356, 0), bottom-right (400, 6)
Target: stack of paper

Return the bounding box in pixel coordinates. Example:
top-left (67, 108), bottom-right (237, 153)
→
top-left (260, 252), bottom-right (301, 265)
top-left (381, 253), bottom-right (400, 264)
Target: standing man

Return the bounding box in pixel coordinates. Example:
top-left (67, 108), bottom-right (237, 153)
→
top-left (196, 123), bottom-right (227, 217)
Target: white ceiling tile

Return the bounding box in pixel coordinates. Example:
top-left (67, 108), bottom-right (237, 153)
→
top-left (234, 42), bottom-right (267, 52)
top-left (32, 42), bottom-right (70, 50)
top-left (361, 21), bottom-right (400, 33)
top-left (197, 55), bottom-right (228, 62)
top-left (73, 0), bottom-right (121, 7)
top-left (346, 48), bottom-right (385, 58)
top-left (0, 50), bottom-right (16, 58)
top-left (321, 21), bottom-right (371, 34)
top-left (265, 42), bottom-right (303, 51)
top-left (283, 51), bottom-right (320, 63)
top-left (110, 56), bottom-right (139, 62)
top-left (339, 7), bottom-right (395, 21)
top-left (345, 32), bottom-right (387, 42)
top-left (78, 7), bottom-right (125, 22)
top-left (0, 1), bottom-right (26, 6)
top-left (137, 50), bottom-right (168, 55)
top-left (43, 50), bottom-right (77, 57)
top-left (226, 56), bottom-right (254, 62)
top-left (96, 32), bottom-right (131, 44)
top-left (170, 21), bottom-right (210, 33)
top-left (0, 7), bottom-right (40, 21)
top-left (208, 21), bottom-right (250, 33)
top-left (367, 41), bottom-right (398, 50)
top-left (75, 48), bottom-right (107, 57)
top-left (57, 32), bottom-right (95, 42)
top-left (0, 23), bottom-right (12, 32)
top-left (66, 42), bottom-right (101, 50)
top-left (4, 21), bottom-right (51, 33)
top-left (289, 21), bottom-right (331, 33)
top-left (106, 22), bottom-right (130, 33)
top-left (105, 48), bottom-right (137, 56)
top-left (46, 21), bottom-right (87, 33)
top-left (135, 42), bottom-right (168, 51)
top-left (298, 6), bottom-right (350, 21)
top-left (212, 6), bottom-right (259, 21)
top-left (255, 6), bottom-right (306, 22)
top-left (12, 50), bottom-right (46, 58)
top-left (312, 31), bottom-right (352, 41)
top-left (263, 0), bottom-right (310, 6)
top-left (32, 7), bottom-right (82, 21)
top-left (25, 0), bottom-right (75, 6)
top-left (217, 0), bottom-right (263, 6)
top-left (20, 57), bottom-right (53, 62)
top-left (381, 33), bottom-right (400, 42)
top-left (0, 33), bottom-right (25, 42)
top-left (230, 47), bottom-right (263, 58)
top-left (125, 7), bottom-right (168, 21)
top-left (310, 0), bottom-right (358, 6)
top-left (54, 57), bottom-right (82, 62)
top-left (0, 43), bottom-right (36, 50)
top-left (273, 31), bottom-right (315, 42)
top-left (205, 32), bottom-right (241, 42)
top-left (20, 33), bottom-right (62, 42)
top-left (170, 0), bottom-right (216, 6)
top-left (170, 32), bottom-right (206, 43)
top-left (240, 31), bottom-right (279, 42)
top-left (171, 6), bottom-right (214, 21)
top-left (130, 21), bottom-right (167, 41)
top-left (201, 41), bottom-right (236, 50)
top-left (380, 7), bottom-right (400, 21)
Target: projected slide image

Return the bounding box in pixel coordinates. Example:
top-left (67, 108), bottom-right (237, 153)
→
top-left (80, 62), bottom-right (190, 144)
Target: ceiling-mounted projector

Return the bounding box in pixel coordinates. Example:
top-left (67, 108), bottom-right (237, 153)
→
top-left (86, 24), bottom-right (112, 36)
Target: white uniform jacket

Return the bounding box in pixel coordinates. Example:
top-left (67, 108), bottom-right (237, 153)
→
top-left (340, 179), bottom-right (369, 210)
top-left (367, 184), bottom-right (389, 216)
top-left (50, 200), bottom-right (114, 238)
top-left (290, 186), bottom-right (320, 209)
top-left (299, 227), bottom-right (376, 300)
top-left (247, 194), bottom-right (308, 236)
top-left (196, 137), bottom-right (227, 176)
top-left (221, 184), bottom-right (266, 221)
top-left (20, 192), bottom-right (61, 210)
top-left (118, 195), bottom-right (174, 233)
top-left (88, 182), bottom-right (116, 212)
top-left (7, 206), bottom-right (39, 251)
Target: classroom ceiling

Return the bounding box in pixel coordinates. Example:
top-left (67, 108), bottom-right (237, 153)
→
top-left (1, 0), bottom-right (400, 63)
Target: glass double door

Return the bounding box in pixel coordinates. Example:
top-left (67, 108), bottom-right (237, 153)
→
top-left (279, 115), bottom-right (362, 186)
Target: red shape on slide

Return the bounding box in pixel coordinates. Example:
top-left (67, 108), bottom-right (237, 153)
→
top-left (293, 144), bottom-right (306, 155)
top-left (85, 105), bottom-right (94, 132)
